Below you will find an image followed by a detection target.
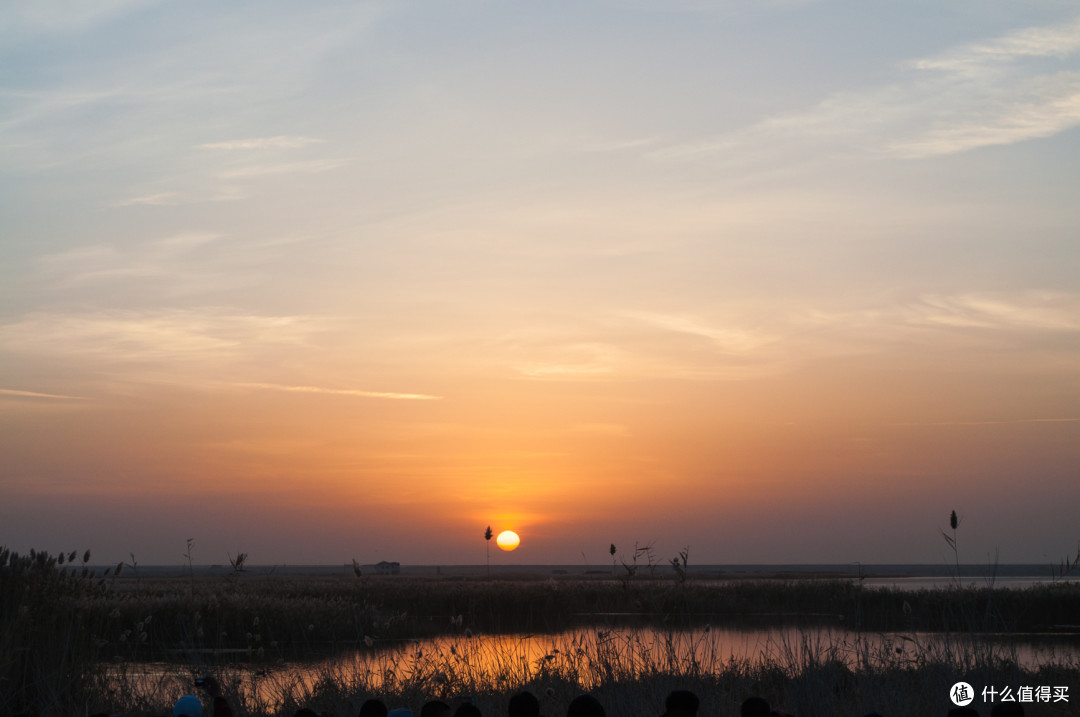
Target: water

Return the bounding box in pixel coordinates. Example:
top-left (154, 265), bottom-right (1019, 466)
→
top-left (110, 625), bottom-right (1080, 709)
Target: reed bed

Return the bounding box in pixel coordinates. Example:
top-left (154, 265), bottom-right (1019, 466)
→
top-left (3, 548), bottom-right (1079, 716)
top-left (62, 571), bottom-right (1080, 656)
top-left (92, 626), bottom-right (1078, 716)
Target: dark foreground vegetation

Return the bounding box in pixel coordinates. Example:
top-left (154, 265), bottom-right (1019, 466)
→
top-left (3, 547), bottom-right (1078, 715)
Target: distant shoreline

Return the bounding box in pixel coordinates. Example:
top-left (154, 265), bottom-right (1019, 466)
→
top-left (97, 562), bottom-right (1069, 581)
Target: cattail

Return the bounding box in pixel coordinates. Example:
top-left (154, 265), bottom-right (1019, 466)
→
top-left (950, 510), bottom-right (958, 530)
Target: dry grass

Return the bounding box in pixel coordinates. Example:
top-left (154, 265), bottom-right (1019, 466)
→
top-left (4, 548), bottom-right (1079, 716)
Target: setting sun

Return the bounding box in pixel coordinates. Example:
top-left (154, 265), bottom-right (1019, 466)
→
top-left (496, 530), bottom-right (520, 551)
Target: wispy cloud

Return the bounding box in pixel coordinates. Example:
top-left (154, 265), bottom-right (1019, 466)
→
top-left (580, 136), bottom-right (663, 153)
top-left (220, 159), bottom-right (346, 178)
top-left (0, 309), bottom-right (329, 363)
top-left (619, 311), bottom-right (778, 354)
top-left (654, 16), bottom-right (1080, 161)
top-left (111, 191), bottom-right (180, 207)
top-left (902, 292), bottom-right (1080, 332)
top-left (516, 362), bottom-right (614, 378)
top-left (892, 417), bottom-right (1080, 426)
top-left (198, 136), bottom-right (326, 150)
top-left (0, 388), bottom-right (87, 400)
top-left (0, 0), bottom-right (152, 37)
top-left (571, 422), bottom-right (630, 436)
top-left (233, 382), bottom-right (441, 400)
top-left (506, 290), bottom-right (1080, 383)
top-left (912, 18), bottom-right (1080, 71)
top-left (37, 232), bottom-right (226, 287)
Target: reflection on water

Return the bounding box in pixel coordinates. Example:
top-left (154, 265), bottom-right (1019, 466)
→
top-left (108, 625), bottom-right (1079, 710)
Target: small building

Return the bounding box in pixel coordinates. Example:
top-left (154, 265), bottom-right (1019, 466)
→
top-left (375, 560), bottom-right (400, 575)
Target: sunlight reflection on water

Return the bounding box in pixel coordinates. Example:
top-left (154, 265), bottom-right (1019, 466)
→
top-left (108, 625), bottom-right (1079, 710)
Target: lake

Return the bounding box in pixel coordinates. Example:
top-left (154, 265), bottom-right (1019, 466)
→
top-left (110, 624), bottom-right (1080, 710)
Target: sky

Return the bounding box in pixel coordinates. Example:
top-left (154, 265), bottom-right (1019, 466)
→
top-left (2, 0), bottom-right (1079, 567)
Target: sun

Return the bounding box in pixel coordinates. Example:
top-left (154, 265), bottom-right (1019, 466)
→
top-left (496, 530), bottom-right (520, 551)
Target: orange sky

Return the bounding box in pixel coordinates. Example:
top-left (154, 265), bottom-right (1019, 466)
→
top-left (2, 2), bottom-right (1079, 565)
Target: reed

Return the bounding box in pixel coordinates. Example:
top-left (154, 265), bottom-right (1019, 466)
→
top-left (4, 547), bottom-right (1079, 716)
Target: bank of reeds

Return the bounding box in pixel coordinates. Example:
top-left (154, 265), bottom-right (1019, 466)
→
top-left (92, 626), bottom-right (1077, 716)
top-left (3, 547), bottom-right (1079, 715)
top-left (61, 571), bottom-right (1080, 657)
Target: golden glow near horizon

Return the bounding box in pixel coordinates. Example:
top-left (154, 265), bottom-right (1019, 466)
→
top-left (1, 2), bottom-right (1079, 566)
top-left (496, 531), bottom-right (521, 552)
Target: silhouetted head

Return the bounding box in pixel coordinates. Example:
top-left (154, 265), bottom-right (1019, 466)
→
top-left (664, 690), bottom-right (699, 716)
top-left (567, 694), bottom-right (606, 717)
top-left (991, 705), bottom-right (1024, 717)
top-left (509, 691), bottom-right (540, 717)
top-left (422, 701), bottom-right (453, 717)
top-left (174, 695), bottom-right (203, 717)
top-left (455, 703), bottom-right (482, 717)
top-left (360, 699), bottom-right (389, 717)
top-left (740, 697), bottom-right (770, 717)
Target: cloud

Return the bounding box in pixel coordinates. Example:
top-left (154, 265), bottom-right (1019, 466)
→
top-left (619, 311), bottom-right (778, 354)
top-left (0, 309), bottom-right (329, 364)
top-left (219, 159), bottom-right (346, 178)
top-left (911, 18), bottom-right (1080, 71)
top-left (580, 136), bottom-right (664, 153)
top-left (571, 423), bottom-right (630, 436)
top-left (197, 136), bottom-right (326, 150)
top-left (0, 0), bottom-right (153, 37)
top-left (892, 417), bottom-right (1080, 427)
top-left (902, 292), bottom-right (1080, 332)
top-left (232, 382), bottom-right (441, 400)
top-left (37, 232), bottom-right (226, 287)
top-left (0, 388), bottom-right (87, 400)
top-left (111, 192), bottom-right (180, 207)
top-left (653, 16), bottom-right (1080, 161)
top-left (505, 290), bottom-right (1080, 384)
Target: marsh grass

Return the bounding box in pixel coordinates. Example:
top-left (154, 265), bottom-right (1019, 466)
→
top-left (95, 625), bottom-right (1078, 716)
top-left (4, 549), bottom-right (1079, 716)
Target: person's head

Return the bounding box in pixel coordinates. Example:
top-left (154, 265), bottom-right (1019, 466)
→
top-left (664, 690), bottom-right (699, 716)
top-left (508, 691), bottom-right (540, 717)
top-left (567, 694), bottom-right (605, 717)
top-left (422, 701), bottom-right (453, 717)
top-left (360, 699), bottom-right (389, 717)
top-left (174, 695), bottom-right (203, 717)
top-left (740, 697), bottom-right (770, 717)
